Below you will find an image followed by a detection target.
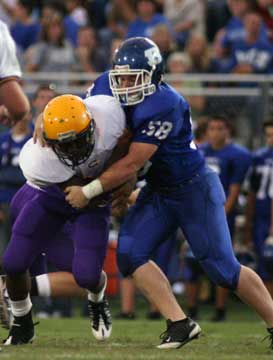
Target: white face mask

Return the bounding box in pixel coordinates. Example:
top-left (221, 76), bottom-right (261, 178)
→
top-left (109, 67), bottom-right (156, 106)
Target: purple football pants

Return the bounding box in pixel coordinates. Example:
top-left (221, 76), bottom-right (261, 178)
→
top-left (2, 183), bottom-right (110, 291)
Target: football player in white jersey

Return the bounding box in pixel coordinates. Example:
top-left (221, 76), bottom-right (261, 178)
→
top-left (0, 20), bottom-right (29, 125)
top-left (1, 93), bottom-right (128, 345)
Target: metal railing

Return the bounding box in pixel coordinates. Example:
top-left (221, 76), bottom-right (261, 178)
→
top-left (21, 72), bottom-right (273, 96)
top-left (21, 72), bottom-right (273, 147)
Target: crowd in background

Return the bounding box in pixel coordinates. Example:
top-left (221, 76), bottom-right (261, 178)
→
top-left (0, 0), bottom-right (272, 144)
top-left (0, 0), bottom-right (272, 76)
top-left (0, 0), bottom-right (273, 320)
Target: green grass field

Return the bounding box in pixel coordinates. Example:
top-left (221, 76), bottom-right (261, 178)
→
top-left (0, 300), bottom-right (272, 360)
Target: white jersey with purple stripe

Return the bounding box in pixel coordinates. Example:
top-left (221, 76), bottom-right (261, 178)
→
top-left (19, 95), bottom-right (125, 188)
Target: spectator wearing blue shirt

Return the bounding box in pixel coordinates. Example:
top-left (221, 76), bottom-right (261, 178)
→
top-left (10, 0), bottom-right (40, 53)
top-left (245, 120), bottom-right (273, 298)
top-left (217, 0), bottom-right (268, 62)
top-left (227, 12), bottom-right (273, 74)
top-left (0, 117), bottom-right (32, 257)
top-left (220, 0), bottom-right (253, 57)
top-left (184, 114), bottom-right (251, 321)
top-left (211, 12), bottom-right (273, 147)
top-left (126, 0), bottom-right (171, 39)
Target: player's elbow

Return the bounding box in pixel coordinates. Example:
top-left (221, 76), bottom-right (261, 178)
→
top-left (11, 101), bottom-right (30, 123)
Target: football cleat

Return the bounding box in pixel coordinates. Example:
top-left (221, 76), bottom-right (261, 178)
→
top-left (88, 297), bottom-right (112, 341)
top-left (157, 318), bottom-right (201, 349)
top-left (3, 310), bottom-right (36, 345)
top-left (0, 276), bottom-right (13, 329)
top-left (263, 327), bottom-right (273, 349)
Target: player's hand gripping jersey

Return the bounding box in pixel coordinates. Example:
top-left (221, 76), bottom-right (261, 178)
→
top-left (19, 95), bottom-right (125, 188)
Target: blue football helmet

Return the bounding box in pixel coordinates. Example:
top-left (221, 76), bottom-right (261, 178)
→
top-left (109, 37), bottom-right (164, 106)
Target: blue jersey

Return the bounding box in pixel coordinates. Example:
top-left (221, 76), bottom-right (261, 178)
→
top-left (91, 72), bottom-right (205, 187)
top-left (10, 21), bottom-right (40, 51)
top-left (225, 37), bottom-right (273, 74)
top-left (221, 16), bottom-right (268, 53)
top-left (126, 14), bottom-right (171, 39)
top-left (0, 130), bottom-right (32, 203)
top-left (249, 147), bottom-right (273, 220)
top-left (200, 143), bottom-right (251, 196)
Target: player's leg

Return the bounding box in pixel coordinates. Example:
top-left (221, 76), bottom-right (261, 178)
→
top-left (147, 234), bottom-right (177, 319)
top-left (253, 218), bottom-right (273, 297)
top-left (0, 221), bottom-right (86, 332)
top-left (31, 272), bottom-right (85, 298)
top-left (71, 206), bottom-right (112, 340)
top-left (178, 169), bottom-right (273, 345)
top-left (31, 224), bottom-right (86, 298)
top-left (30, 222), bottom-right (86, 298)
top-left (2, 185), bottom-right (67, 345)
top-left (212, 214), bottom-right (236, 322)
top-left (0, 184), bottom-right (37, 331)
top-left (116, 277), bottom-right (136, 319)
top-left (183, 248), bottom-right (203, 320)
top-left (117, 187), bottom-right (201, 349)
top-left (118, 188), bottom-right (183, 320)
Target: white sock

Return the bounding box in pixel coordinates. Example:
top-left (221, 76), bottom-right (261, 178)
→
top-left (36, 274), bottom-right (51, 297)
top-left (10, 294), bottom-right (32, 317)
top-left (87, 273), bottom-right (107, 303)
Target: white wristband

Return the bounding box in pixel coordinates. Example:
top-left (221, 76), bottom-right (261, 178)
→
top-left (82, 179), bottom-right (103, 200)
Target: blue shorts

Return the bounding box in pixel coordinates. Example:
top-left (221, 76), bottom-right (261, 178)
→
top-left (117, 168), bottom-right (241, 290)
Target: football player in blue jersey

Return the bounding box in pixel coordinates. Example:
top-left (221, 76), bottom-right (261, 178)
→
top-left (245, 120), bottom-right (273, 297)
top-left (65, 37), bottom-right (273, 349)
top-left (184, 114), bottom-right (251, 321)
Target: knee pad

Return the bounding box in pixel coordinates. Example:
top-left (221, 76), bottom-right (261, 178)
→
top-left (2, 251), bottom-right (28, 276)
top-left (200, 257), bottom-right (241, 290)
top-left (72, 255), bottom-right (102, 291)
top-left (73, 268), bottom-right (101, 290)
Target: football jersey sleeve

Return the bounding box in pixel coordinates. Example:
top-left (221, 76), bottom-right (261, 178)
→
top-left (87, 72), bottom-right (113, 97)
top-left (19, 139), bottom-right (75, 187)
top-left (0, 20), bottom-right (21, 80)
top-left (84, 95), bottom-right (126, 150)
top-left (230, 150), bottom-right (252, 185)
top-left (131, 105), bottom-right (186, 146)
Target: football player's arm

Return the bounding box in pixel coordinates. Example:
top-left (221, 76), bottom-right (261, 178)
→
top-left (99, 142), bottom-right (157, 191)
top-left (0, 24), bottom-right (30, 125)
top-left (65, 142), bottom-right (157, 208)
top-left (224, 184), bottom-right (241, 215)
top-left (226, 152), bottom-right (251, 214)
top-left (0, 79), bottom-right (30, 125)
